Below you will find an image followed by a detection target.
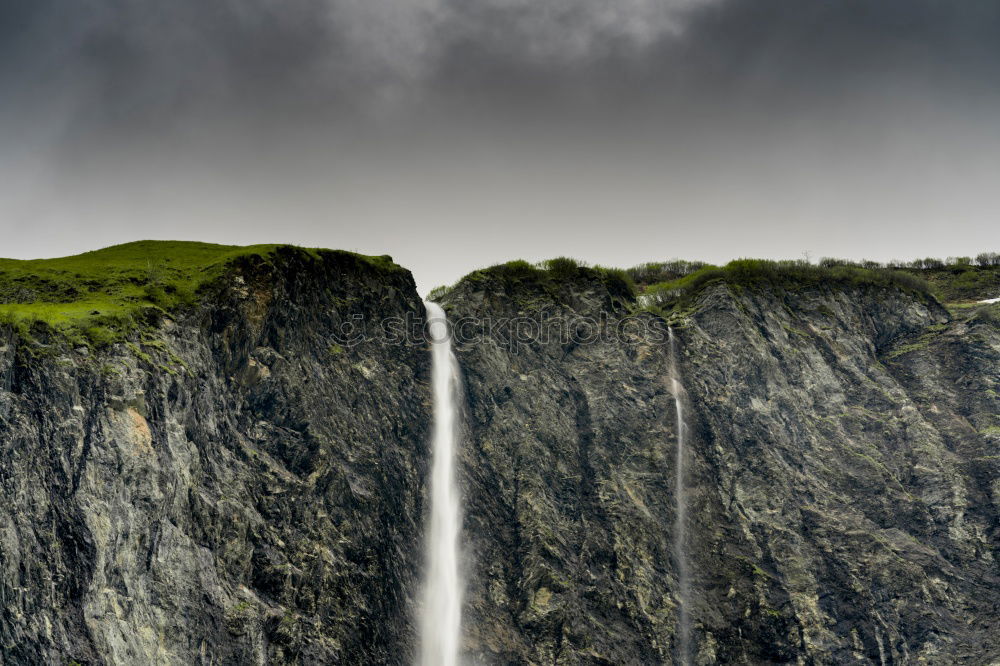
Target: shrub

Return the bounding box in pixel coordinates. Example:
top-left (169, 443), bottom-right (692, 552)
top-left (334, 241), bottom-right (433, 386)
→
top-left (427, 285), bottom-right (451, 301)
top-left (819, 257), bottom-right (847, 268)
top-left (143, 283), bottom-right (168, 307)
top-left (594, 266), bottom-right (637, 299)
top-left (497, 260), bottom-right (543, 280)
top-left (541, 257), bottom-right (583, 280)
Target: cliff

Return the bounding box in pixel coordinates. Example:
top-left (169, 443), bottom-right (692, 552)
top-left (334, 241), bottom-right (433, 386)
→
top-left (0, 244), bottom-right (431, 664)
top-left (1, 244), bottom-right (999, 664)
top-left (438, 263), bottom-right (1000, 664)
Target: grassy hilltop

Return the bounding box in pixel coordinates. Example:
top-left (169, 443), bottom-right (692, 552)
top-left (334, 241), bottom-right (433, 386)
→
top-left (0, 240), bottom-right (398, 346)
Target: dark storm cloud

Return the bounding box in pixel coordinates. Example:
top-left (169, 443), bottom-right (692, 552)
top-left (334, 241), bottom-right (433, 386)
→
top-left (4, 0), bottom-right (1000, 134)
top-left (3, 0), bottom-right (713, 130)
top-left (427, 0), bottom-right (1000, 112)
top-left (679, 0), bottom-right (1000, 100)
top-left (2, 0), bottom-right (346, 131)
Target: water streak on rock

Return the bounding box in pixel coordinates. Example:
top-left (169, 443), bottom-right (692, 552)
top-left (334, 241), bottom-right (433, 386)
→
top-left (669, 326), bottom-right (691, 665)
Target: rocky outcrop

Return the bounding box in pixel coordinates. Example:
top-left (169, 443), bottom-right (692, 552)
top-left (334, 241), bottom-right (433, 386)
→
top-left (439, 269), bottom-right (1000, 664)
top-left (0, 248), bottom-right (431, 664)
top-left (678, 283), bottom-right (998, 664)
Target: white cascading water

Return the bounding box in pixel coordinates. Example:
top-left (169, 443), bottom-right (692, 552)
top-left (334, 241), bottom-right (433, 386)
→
top-left (668, 326), bottom-right (691, 665)
top-left (420, 302), bottom-right (463, 666)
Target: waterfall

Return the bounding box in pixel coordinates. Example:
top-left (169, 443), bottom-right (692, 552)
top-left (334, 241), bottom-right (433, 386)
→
top-left (420, 302), bottom-right (463, 666)
top-left (668, 326), bottom-right (691, 665)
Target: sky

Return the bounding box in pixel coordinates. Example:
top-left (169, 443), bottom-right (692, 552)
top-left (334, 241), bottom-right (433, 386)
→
top-left (2, 0), bottom-right (999, 294)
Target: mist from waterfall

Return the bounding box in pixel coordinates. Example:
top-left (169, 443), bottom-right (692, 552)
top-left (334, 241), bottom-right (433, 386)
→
top-left (420, 302), bottom-right (463, 666)
top-left (668, 326), bottom-right (691, 665)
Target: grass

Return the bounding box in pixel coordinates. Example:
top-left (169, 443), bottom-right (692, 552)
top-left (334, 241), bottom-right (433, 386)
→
top-left (427, 285), bottom-right (451, 301)
top-left (905, 266), bottom-right (1000, 303)
top-left (972, 303), bottom-right (1000, 326)
top-left (887, 340), bottom-right (933, 360)
top-left (640, 259), bottom-right (933, 312)
top-left (816, 256), bottom-right (1000, 302)
top-left (0, 240), bottom-right (400, 347)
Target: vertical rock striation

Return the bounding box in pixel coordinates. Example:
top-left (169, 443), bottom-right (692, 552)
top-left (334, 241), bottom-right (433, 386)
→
top-left (439, 267), bottom-right (1000, 664)
top-left (0, 247), bottom-right (431, 664)
top-left (440, 269), bottom-right (682, 664)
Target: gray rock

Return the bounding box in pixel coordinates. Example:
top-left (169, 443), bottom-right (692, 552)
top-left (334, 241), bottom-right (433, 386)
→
top-left (0, 249), bottom-right (431, 665)
top-left (2, 250), bottom-right (999, 665)
top-left (440, 270), bottom-right (1000, 664)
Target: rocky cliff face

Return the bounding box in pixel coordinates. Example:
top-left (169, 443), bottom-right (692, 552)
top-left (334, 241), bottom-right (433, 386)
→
top-left (0, 248), bottom-right (431, 664)
top-left (678, 283), bottom-right (999, 664)
top-left (439, 269), bottom-right (1000, 665)
top-left (2, 247), bottom-right (999, 665)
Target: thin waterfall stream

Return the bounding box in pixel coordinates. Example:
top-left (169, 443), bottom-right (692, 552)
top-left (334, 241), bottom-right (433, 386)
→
top-left (669, 326), bottom-right (691, 665)
top-left (420, 302), bottom-right (463, 666)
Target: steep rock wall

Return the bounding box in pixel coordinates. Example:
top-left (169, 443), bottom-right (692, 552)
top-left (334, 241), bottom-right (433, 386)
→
top-left (440, 271), bottom-right (1000, 664)
top-left (0, 248), bottom-right (431, 664)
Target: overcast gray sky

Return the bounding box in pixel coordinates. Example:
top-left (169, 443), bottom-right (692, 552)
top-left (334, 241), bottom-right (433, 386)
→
top-left (2, 0), bottom-right (999, 294)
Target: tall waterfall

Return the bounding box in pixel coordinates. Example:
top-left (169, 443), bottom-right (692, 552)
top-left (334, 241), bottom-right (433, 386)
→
top-left (420, 302), bottom-right (463, 666)
top-left (668, 326), bottom-right (691, 665)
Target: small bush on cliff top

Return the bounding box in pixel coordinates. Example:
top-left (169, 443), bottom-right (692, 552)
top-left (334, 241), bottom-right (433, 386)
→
top-left (541, 256), bottom-right (583, 280)
top-left (427, 285), bottom-right (452, 301)
top-left (593, 266), bottom-right (637, 299)
top-left (0, 240), bottom-right (397, 346)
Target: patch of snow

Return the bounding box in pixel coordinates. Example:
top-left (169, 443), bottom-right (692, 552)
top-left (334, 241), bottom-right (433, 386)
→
top-left (979, 297), bottom-right (1000, 304)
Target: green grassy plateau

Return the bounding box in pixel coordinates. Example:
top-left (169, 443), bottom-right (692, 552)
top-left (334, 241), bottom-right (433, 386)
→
top-left (0, 240), bottom-right (395, 347)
